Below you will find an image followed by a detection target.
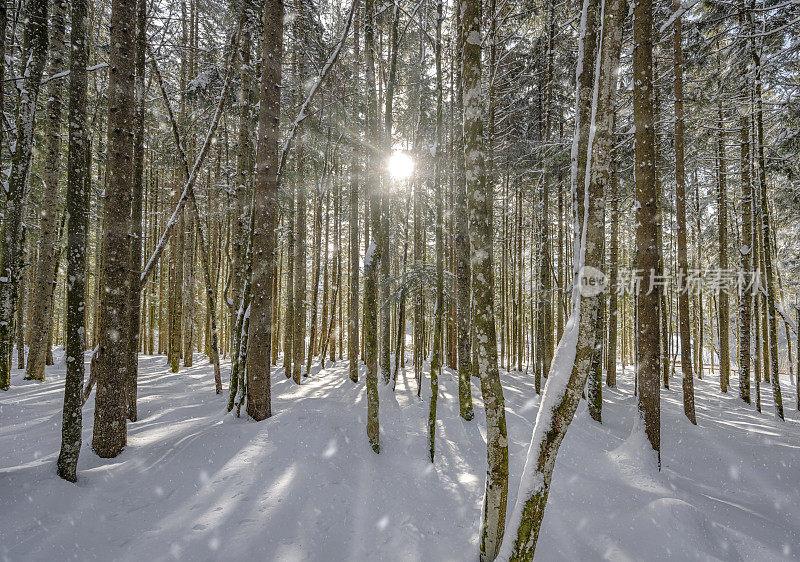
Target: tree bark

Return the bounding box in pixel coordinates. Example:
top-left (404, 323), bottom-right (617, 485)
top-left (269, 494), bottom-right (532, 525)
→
top-left (25, 0), bottom-right (67, 382)
top-left (461, 0), bottom-right (509, 557)
top-left (57, 0), bottom-right (89, 481)
top-left (92, 0), bottom-right (137, 458)
top-left (672, 0), bottom-right (696, 423)
top-left (0, 0), bottom-right (49, 390)
top-left (363, 0), bottom-right (380, 453)
top-left (245, 0), bottom-right (283, 421)
top-left (634, 0), bottom-right (661, 462)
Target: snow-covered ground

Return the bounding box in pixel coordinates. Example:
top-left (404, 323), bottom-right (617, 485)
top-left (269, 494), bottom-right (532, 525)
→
top-left (2, 350), bottom-right (800, 561)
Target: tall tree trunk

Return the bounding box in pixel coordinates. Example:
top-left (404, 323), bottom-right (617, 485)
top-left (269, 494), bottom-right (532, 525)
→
top-left (291, 4), bottom-right (308, 383)
top-left (347, 0), bottom-right (360, 383)
top-left (245, 0), bottom-right (283, 421)
top-left (606, 123), bottom-right (619, 387)
top-left (461, 0), bottom-right (508, 557)
top-left (633, 0), bottom-right (661, 462)
top-left (672, 1), bottom-right (696, 423)
top-left (0, 0), bottom-right (49, 390)
top-left (231, 21), bottom-right (252, 344)
top-left (25, 0), bottom-right (67, 381)
top-left (92, 0), bottom-right (137, 458)
top-left (717, 102), bottom-right (730, 393)
top-left (453, 0), bottom-right (473, 420)
top-left (751, 22), bottom-right (783, 419)
top-left (284, 197), bottom-right (295, 378)
top-left (306, 186), bottom-right (324, 374)
top-left (363, 0), bottom-right (380, 453)
top-left (57, 0), bottom-right (89, 481)
top-left (125, 0), bottom-right (147, 422)
top-left (428, 0), bottom-right (444, 462)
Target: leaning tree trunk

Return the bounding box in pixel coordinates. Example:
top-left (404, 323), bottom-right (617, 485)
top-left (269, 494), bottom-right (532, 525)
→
top-left (499, 0), bottom-right (623, 556)
top-left (25, 0), bottom-right (67, 382)
top-left (92, 0), bottom-right (137, 458)
top-left (57, 0), bottom-right (89, 482)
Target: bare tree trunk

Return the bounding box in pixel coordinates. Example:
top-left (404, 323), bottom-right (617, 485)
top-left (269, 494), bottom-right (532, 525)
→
top-left (92, 0), bottom-right (137, 458)
top-left (717, 102), bottom-right (730, 393)
top-left (634, 0), bottom-right (661, 462)
top-left (460, 0), bottom-right (508, 557)
top-left (56, 0), bottom-right (89, 481)
top-left (606, 123), bottom-right (619, 387)
top-left (245, 0), bottom-right (283, 421)
top-left (123, 0), bottom-right (147, 422)
top-left (751, 23), bottom-right (783, 419)
top-left (25, 0), bottom-right (67, 381)
top-left (0, 0), bottom-right (49, 390)
top-left (363, 0), bottom-right (380, 453)
top-left (428, 0), bottom-right (444, 463)
top-left (672, 1), bottom-right (696, 423)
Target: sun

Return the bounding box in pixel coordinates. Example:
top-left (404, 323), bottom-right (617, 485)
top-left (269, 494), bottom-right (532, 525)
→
top-left (387, 151), bottom-right (414, 180)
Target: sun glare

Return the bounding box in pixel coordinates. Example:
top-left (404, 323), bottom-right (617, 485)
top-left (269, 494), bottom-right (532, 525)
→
top-left (387, 151), bottom-right (414, 180)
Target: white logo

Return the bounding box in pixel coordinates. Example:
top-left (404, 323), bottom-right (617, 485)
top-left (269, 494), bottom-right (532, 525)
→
top-left (578, 266), bottom-right (607, 297)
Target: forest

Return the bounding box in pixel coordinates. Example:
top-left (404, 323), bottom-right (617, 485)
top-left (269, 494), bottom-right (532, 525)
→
top-left (1, 0), bottom-right (799, 559)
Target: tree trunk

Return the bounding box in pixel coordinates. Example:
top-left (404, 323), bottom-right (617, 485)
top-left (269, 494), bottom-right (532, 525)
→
top-left (672, 1), bottom-right (696, 423)
top-left (0, 0), bottom-right (49, 390)
top-left (717, 102), bottom-right (730, 394)
top-left (428, 0), bottom-right (444, 463)
top-left (125, 0), bottom-right (147, 422)
top-left (633, 0), bottom-right (661, 462)
top-left (245, 0), bottom-right (283, 421)
top-left (25, 0), bottom-right (67, 382)
top-left (92, 0), bottom-right (137, 458)
top-left (461, 0), bottom-right (508, 557)
top-left (57, 0), bottom-right (89, 481)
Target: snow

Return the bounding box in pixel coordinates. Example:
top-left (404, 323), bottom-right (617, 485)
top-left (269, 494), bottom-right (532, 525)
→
top-left (2, 351), bottom-right (800, 560)
top-left (363, 240), bottom-right (377, 269)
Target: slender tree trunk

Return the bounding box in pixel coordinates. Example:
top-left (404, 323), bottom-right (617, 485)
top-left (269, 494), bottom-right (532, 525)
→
top-left (672, 1), bottom-right (695, 423)
top-left (606, 127), bottom-right (619, 387)
top-left (363, 0), bottom-right (380, 453)
top-left (125, 0), bottom-right (147, 421)
top-left (291, 6), bottom-right (307, 383)
top-left (461, 0), bottom-right (508, 557)
top-left (347, 1), bottom-right (360, 383)
top-left (737, 3), bottom-right (753, 404)
top-left (717, 102), bottom-right (730, 393)
top-left (57, 0), bottom-right (89, 481)
top-left (453, 0), bottom-right (473, 420)
top-left (0, 0), bottom-right (49, 389)
top-left (284, 196), bottom-right (295, 378)
top-left (634, 0), bottom-right (661, 462)
top-left (428, 0), bottom-right (444, 463)
top-left (25, 0), bottom-right (67, 381)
